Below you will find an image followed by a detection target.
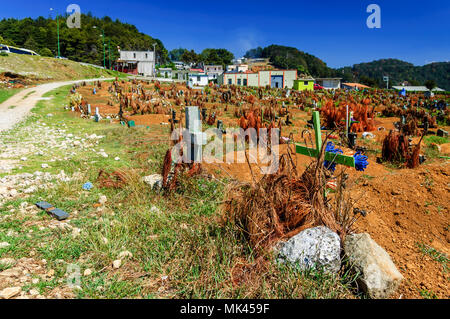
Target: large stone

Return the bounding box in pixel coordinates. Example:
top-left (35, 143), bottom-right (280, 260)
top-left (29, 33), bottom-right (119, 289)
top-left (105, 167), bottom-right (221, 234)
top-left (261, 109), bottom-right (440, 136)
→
top-left (344, 233), bottom-right (403, 299)
top-left (278, 226), bottom-right (341, 273)
top-left (0, 287), bottom-right (21, 299)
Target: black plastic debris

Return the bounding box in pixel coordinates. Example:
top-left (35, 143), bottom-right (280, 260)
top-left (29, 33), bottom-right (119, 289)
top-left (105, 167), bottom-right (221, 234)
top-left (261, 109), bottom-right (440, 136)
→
top-left (48, 208), bottom-right (69, 221)
top-left (35, 202), bottom-right (69, 221)
top-left (35, 201), bottom-right (53, 210)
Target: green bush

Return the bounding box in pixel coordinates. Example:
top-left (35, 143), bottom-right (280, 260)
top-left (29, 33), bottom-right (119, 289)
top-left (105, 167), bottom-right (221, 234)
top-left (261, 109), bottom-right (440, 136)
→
top-left (0, 52), bottom-right (8, 57)
top-left (39, 48), bottom-right (53, 57)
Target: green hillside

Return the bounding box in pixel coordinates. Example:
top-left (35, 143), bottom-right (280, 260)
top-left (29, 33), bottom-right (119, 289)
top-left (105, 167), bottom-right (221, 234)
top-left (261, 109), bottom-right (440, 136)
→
top-left (0, 15), bottom-right (168, 66)
top-left (0, 53), bottom-right (122, 82)
top-left (338, 59), bottom-right (450, 90)
top-left (245, 45), bottom-right (336, 77)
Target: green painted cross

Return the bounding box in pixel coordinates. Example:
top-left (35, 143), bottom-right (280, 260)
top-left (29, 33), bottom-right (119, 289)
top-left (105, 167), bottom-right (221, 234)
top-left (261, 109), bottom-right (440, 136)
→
top-left (295, 111), bottom-right (355, 168)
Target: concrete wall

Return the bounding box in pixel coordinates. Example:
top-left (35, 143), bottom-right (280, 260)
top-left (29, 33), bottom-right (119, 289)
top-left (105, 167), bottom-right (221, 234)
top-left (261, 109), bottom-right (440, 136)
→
top-left (137, 61), bottom-right (155, 77)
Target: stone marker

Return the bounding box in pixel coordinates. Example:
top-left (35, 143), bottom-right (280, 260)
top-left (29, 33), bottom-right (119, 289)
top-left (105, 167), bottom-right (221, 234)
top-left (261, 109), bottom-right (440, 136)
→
top-left (278, 226), bottom-right (341, 273)
top-left (185, 107), bottom-right (207, 163)
top-left (344, 233), bottom-right (403, 299)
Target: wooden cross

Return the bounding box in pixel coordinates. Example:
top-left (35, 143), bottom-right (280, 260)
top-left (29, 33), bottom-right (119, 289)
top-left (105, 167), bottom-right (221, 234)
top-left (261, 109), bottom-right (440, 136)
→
top-left (296, 111), bottom-right (355, 168)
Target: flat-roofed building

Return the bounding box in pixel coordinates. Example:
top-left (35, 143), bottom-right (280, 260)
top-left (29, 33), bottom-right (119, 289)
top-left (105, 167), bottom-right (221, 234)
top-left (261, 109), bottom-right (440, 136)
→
top-left (116, 50), bottom-right (155, 77)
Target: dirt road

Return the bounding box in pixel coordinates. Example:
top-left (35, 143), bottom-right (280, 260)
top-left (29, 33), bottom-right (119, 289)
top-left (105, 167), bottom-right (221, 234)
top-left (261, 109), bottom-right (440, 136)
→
top-left (0, 78), bottom-right (114, 132)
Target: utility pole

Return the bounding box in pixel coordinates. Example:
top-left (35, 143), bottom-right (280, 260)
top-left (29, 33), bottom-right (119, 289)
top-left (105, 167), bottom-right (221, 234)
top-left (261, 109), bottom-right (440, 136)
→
top-left (93, 26), bottom-right (106, 68)
top-left (50, 8), bottom-right (60, 57)
top-left (153, 43), bottom-right (157, 78)
top-left (108, 38), bottom-right (111, 69)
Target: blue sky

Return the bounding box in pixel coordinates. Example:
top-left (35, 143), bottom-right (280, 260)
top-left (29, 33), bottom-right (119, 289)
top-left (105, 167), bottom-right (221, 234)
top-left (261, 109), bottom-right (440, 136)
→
top-left (1, 0), bottom-right (449, 68)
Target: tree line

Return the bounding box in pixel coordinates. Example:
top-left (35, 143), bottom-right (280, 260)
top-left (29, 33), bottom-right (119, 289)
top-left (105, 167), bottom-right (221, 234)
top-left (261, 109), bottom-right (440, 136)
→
top-left (0, 14), bottom-right (168, 67)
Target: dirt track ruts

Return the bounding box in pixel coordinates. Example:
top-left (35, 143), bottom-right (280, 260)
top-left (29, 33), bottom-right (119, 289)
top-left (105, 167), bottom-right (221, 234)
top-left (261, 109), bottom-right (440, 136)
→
top-left (0, 78), bottom-right (114, 132)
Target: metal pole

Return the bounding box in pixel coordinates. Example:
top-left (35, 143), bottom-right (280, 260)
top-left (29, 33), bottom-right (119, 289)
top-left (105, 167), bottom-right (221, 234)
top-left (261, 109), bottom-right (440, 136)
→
top-left (108, 38), bottom-right (111, 69)
top-left (57, 15), bottom-right (60, 57)
top-left (102, 30), bottom-right (106, 68)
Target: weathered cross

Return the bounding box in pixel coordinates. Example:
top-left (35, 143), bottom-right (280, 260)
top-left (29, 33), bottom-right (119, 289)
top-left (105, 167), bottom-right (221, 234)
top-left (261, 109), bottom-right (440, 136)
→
top-left (296, 111), bottom-right (355, 168)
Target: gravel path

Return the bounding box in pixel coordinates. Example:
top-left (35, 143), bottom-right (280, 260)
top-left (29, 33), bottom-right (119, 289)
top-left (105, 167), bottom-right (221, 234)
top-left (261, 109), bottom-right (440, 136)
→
top-left (0, 78), bottom-right (114, 132)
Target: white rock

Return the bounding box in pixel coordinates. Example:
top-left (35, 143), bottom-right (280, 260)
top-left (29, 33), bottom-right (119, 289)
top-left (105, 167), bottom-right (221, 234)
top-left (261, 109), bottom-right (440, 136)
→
top-left (114, 157), bottom-right (120, 161)
top-left (99, 152), bottom-right (108, 158)
top-left (143, 174), bottom-right (163, 190)
top-left (41, 164), bottom-right (49, 169)
top-left (0, 242), bottom-right (11, 249)
top-left (344, 233), bottom-right (404, 299)
top-left (118, 251), bottom-right (133, 259)
top-left (0, 287), bottom-right (21, 299)
top-left (83, 269), bottom-right (92, 276)
top-left (99, 195), bottom-right (107, 205)
top-left (278, 226), bottom-right (341, 273)
top-left (112, 260), bottom-right (121, 269)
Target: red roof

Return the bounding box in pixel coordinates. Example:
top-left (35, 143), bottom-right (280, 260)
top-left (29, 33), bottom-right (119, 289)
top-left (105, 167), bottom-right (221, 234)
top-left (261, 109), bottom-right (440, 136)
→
top-left (190, 68), bottom-right (204, 72)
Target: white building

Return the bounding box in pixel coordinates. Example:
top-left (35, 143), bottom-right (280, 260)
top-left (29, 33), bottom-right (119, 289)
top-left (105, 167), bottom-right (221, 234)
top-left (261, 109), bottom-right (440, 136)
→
top-left (226, 64), bottom-right (249, 73)
top-left (315, 78), bottom-right (342, 90)
top-left (392, 86), bottom-right (445, 92)
top-left (188, 73), bottom-right (209, 87)
top-left (204, 65), bottom-right (224, 81)
top-left (117, 50), bottom-right (155, 77)
top-left (158, 68), bottom-right (173, 78)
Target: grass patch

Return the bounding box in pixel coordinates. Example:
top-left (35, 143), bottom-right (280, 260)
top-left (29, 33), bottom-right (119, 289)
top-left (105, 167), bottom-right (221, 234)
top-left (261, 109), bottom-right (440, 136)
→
top-left (0, 88), bottom-right (21, 104)
top-left (424, 135), bottom-right (449, 146)
top-left (416, 242), bottom-right (448, 273)
top-left (0, 84), bottom-right (357, 299)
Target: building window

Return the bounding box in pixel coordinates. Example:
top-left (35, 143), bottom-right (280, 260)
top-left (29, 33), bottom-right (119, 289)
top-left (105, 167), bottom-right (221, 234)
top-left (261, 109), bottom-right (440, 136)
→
top-left (133, 53), bottom-right (136, 59)
top-left (145, 53), bottom-right (148, 59)
top-left (243, 79), bottom-right (248, 86)
top-left (228, 79), bottom-right (232, 85)
top-left (304, 81), bottom-right (309, 86)
top-left (237, 79), bottom-right (241, 85)
top-left (197, 76), bottom-right (201, 82)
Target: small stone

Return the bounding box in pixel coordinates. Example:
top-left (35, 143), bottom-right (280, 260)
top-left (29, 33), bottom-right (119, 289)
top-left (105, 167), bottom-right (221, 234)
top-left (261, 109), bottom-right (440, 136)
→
top-left (114, 157), bottom-right (120, 161)
top-left (112, 260), bottom-right (121, 269)
top-left (73, 140), bottom-right (81, 147)
top-left (99, 195), bottom-right (107, 205)
top-left (0, 287), bottom-right (22, 299)
top-left (41, 164), bottom-right (49, 169)
top-left (29, 289), bottom-right (39, 296)
top-left (83, 269), bottom-right (92, 276)
top-left (118, 251), bottom-right (133, 259)
top-left (143, 174), bottom-right (163, 190)
top-left (0, 242), bottom-right (10, 249)
top-left (0, 258), bottom-right (16, 267)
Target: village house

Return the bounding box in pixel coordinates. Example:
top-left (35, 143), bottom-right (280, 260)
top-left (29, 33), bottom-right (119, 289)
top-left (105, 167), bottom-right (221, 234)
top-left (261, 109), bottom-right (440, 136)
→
top-left (188, 73), bottom-right (209, 87)
top-left (204, 65), bottom-right (224, 81)
top-left (116, 50), bottom-right (155, 77)
top-left (315, 78), bottom-right (342, 90)
top-left (226, 64), bottom-right (249, 73)
top-left (293, 78), bottom-right (315, 91)
top-left (342, 83), bottom-right (371, 90)
top-left (218, 70), bottom-right (297, 89)
top-left (157, 67), bottom-right (173, 78)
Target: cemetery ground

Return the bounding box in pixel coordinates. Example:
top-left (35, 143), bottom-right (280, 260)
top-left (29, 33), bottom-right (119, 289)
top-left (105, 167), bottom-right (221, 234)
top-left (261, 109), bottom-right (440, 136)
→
top-left (0, 83), bottom-right (448, 299)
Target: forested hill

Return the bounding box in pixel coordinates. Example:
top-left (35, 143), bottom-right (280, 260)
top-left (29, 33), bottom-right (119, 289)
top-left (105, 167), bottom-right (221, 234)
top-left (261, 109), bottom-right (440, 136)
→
top-left (245, 46), bottom-right (449, 90)
top-left (338, 59), bottom-right (450, 90)
top-left (0, 15), bottom-right (168, 67)
top-left (245, 45), bottom-right (336, 78)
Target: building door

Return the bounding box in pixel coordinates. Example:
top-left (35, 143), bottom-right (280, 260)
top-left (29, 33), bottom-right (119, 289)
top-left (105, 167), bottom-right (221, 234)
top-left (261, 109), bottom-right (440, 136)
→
top-left (271, 75), bottom-right (283, 88)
